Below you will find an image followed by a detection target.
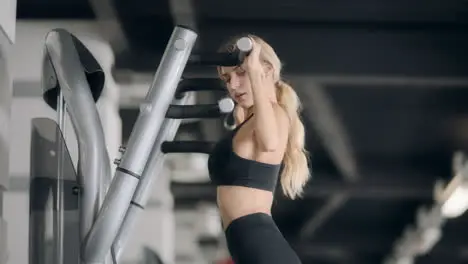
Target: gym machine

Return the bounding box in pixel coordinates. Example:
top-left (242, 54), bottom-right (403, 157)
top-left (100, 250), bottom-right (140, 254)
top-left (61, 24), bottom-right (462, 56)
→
top-left (29, 25), bottom-right (252, 264)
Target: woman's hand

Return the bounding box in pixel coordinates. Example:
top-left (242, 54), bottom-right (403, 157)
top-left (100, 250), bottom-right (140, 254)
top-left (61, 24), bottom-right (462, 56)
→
top-left (242, 38), bottom-right (263, 77)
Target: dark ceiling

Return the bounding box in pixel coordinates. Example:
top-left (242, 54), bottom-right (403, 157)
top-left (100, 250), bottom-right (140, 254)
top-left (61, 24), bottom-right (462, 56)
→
top-left (17, 0), bottom-right (468, 263)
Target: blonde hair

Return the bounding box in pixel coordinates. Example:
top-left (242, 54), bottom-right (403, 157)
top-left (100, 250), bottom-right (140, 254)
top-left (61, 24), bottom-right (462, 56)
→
top-left (218, 35), bottom-right (311, 199)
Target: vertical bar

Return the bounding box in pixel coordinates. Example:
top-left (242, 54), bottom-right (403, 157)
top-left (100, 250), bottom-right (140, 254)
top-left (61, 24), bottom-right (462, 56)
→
top-left (83, 26), bottom-right (197, 263)
top-left (57, 91), bottom-right (66, 129)
top-left (44, 29), bottom-right (112, 256)
top-left (54, 91), bottom-right (66, 264)
top-left (111, 94), bottom-right (191, 261)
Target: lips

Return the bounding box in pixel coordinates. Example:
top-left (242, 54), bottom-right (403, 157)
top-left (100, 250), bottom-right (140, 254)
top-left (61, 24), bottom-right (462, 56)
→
top-left (235, 93), bottom-right (246, 100)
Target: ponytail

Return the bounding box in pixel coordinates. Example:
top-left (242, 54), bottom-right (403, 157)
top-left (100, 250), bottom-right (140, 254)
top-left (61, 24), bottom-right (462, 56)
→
top-left (276, 80), bottom-right (311, 199)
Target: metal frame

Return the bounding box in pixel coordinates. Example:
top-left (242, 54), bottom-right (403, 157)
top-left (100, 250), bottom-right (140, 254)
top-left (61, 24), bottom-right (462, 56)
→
top-left (37, 25), bottom-right (198, 264)
top-left (82, 26), bottom-right (197, 264)
top-left (42, 28), bottom-right (111, 264)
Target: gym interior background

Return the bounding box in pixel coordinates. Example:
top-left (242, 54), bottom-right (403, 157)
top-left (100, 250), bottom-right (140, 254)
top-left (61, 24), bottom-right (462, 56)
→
top-left (2, 0), bottom-right (468, 264)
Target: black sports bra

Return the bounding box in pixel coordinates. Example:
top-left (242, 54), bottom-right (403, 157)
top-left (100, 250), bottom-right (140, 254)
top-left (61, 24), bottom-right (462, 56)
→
top-left (207, 114), bottom-right (282, 192)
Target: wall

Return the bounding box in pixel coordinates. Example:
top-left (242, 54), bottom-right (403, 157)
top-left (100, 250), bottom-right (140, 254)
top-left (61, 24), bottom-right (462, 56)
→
top-left (0, 0), bottom-right (16, 43)
top-left (0, 1), bottom-right (16, 262)
top-left (0, 31), bottom-right (12, 264)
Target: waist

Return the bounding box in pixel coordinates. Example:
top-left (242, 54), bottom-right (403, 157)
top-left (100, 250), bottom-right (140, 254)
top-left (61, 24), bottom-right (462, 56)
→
top-left (217, 185), bottom-right (273, 229)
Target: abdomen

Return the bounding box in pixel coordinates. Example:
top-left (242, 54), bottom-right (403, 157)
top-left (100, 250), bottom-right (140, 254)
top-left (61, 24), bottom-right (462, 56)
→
top-left (217, 185), bottom-right (274, 229)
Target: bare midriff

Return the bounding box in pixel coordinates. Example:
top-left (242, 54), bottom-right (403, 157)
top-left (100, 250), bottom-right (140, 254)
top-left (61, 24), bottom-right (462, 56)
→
top-left (217, 185), bottom-right (274, 230)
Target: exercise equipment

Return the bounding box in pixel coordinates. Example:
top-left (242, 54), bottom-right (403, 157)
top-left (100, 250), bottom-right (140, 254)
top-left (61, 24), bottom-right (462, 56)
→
top-left (29, 26), bottom-right (252, 264)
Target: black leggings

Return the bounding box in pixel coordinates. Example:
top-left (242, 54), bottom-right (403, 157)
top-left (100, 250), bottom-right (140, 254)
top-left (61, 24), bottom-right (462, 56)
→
top-left (225, 212), bottom-right (302, 264)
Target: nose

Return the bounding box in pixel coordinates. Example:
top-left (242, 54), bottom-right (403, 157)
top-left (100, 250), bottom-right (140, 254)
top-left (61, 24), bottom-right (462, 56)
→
top-left (228, 74), bottom-right (240, 89)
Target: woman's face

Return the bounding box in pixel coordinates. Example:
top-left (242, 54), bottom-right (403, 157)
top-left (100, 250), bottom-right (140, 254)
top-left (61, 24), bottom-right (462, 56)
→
top-left (220, 66), bottom-right (254, 108)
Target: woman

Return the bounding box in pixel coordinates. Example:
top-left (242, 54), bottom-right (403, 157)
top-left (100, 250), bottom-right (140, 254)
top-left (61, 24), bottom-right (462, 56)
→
top-left (207, 35), bottom-right (310, 264)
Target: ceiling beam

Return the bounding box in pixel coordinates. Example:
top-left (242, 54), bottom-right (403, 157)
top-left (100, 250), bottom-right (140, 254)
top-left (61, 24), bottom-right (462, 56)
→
top-left (130, 1), bottom-right (468, 24)
top-left (299, 193), bottom-right (350, 239)
top-left (294, 79), bottom-right (358, 239)
top-left (302, 75), bottom-right (468, 87)
top-left (298, 81), bottom-right (358, 180)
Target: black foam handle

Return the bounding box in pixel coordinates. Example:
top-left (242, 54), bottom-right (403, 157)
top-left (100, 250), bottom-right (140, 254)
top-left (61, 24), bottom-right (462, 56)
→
top-left (176, 78), bottom-right (225, 96)
top-left (161, 141), bottom-right (215, 154)
top-left (185, 38), bottom-right (253, 67)
top-left (166, 104), bottom-right (225, 119)
top-left (188, 52), bottom-right (239, 66)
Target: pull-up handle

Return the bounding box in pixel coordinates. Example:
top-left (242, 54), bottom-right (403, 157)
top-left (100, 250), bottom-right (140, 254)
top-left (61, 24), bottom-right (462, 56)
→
top-left (161, 141), bottom-right (215, 154)
top-left (176, 78), bottom-right (225, 96)
top-left (166, 97), bottom-right (234, 119)
top-left (187, 37), bottom-right (254, 67)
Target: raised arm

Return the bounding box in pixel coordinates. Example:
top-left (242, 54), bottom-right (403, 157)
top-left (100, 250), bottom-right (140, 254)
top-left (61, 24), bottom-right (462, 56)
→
top-left (244, 40), bottom-right (289, 152)
top-left (249, 73), bottom-right (289, 152)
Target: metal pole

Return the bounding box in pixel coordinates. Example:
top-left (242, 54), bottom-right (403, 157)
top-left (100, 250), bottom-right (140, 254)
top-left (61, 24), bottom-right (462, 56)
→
top-left (54, 91), bottom-right (66, 264)
top-left (82, 26), bottom-right (197, 264)
top-left (44, 29), bottom-right (112, 258)
top-left (111, 94), bottom-right (191, 261)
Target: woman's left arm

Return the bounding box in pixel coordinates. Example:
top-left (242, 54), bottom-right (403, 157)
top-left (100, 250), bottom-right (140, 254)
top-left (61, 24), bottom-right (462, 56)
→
top-left (249, 72), bottom-right (289, 152)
